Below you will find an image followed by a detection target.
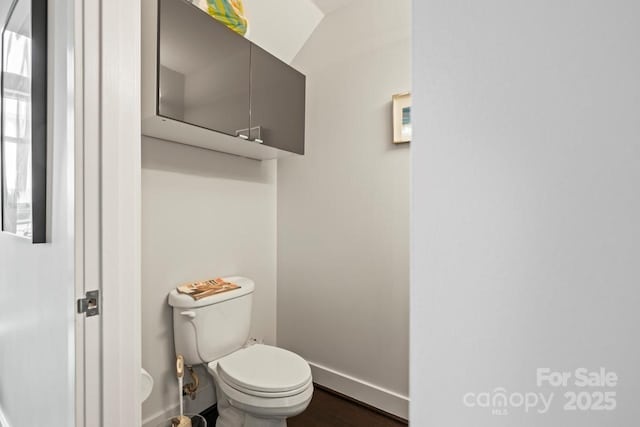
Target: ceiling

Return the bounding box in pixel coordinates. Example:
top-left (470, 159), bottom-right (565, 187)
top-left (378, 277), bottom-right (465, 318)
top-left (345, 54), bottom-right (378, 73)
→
top-left (0, 0), bottom-right (354, 65)
top-left (311, 0), bottom-right (355, 14)
top-left (242, 0), bottom-right (323, 64)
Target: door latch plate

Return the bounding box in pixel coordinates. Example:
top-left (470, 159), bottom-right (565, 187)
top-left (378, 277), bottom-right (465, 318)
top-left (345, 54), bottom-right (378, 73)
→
top-left (78, 290), bottom-right (100, 317)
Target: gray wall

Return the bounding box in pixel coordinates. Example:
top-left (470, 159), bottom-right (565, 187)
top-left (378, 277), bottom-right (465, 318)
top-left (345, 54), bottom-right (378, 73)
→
top-left (0, 1), bottom-right (76, 426)
top-left (277, 0), bottom-right (411, 417)
top-left (412, 1), bottom-right (640, 425)
top-left (141, 137), bottom-right (278, 425)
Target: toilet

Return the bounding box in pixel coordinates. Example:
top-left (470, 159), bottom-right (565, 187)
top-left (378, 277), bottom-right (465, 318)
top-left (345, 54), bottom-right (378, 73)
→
top-left (168, 277), bottom-right (313, 427)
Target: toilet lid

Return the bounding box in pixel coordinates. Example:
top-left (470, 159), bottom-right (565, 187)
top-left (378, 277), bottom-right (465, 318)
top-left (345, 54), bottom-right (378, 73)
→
top-left (217, 344), bottom-right (312, 394)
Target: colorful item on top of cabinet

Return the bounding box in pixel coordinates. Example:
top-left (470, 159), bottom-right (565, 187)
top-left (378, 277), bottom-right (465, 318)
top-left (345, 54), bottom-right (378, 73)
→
top-left (192, 0), bottom-right (249, 35)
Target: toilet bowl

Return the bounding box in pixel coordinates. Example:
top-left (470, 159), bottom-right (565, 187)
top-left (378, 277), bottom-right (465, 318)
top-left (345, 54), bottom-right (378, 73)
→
top-left (208, 344), bottom-right (313, 427)
top-left (169, 277), bottom-right (313, 427)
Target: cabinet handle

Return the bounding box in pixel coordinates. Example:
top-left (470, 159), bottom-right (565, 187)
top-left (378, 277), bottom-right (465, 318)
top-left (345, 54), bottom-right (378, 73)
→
top-left (254, 139), bottom-right (264, 144)
top-left (235, 128), bottom-right (250, 139)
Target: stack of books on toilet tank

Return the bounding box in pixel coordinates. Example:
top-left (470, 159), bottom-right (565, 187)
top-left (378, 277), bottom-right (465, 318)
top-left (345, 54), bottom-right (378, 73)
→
top-left (177, 277), bottom-right (240, 300)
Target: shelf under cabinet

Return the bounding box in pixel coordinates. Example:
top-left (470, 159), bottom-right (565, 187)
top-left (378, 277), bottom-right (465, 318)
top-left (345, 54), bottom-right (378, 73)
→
top-left (142, 115), bottom-right (296, 160)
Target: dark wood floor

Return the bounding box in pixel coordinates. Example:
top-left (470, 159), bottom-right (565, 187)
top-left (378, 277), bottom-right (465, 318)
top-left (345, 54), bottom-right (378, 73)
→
top-left (288, 387), bottom-right (407, 427)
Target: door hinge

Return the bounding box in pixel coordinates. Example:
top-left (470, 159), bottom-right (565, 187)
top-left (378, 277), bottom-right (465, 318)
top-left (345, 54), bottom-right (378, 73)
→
top-left (78, 290), bottom-right (100, 317)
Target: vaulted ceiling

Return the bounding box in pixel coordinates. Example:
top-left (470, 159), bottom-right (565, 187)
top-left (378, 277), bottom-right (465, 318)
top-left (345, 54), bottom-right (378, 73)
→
top-left (242, 0), bottom-right (356, 64)
top-left (310, 0), bottom-right (355, 14)
top-left (0, 0), bottom-right (358, 66)
top-left (242, 0), bottom-right (324, 64)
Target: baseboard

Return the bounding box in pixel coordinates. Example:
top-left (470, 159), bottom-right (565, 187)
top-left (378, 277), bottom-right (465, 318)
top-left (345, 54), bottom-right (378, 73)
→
top-left (142, 363), bottom-right (409, 424)
top-left (143, 405), bottom-right (180, 427)
top-left (308, 362), bottom-right (409, 420)
top-left (142, 383), bottom-right (215, 427)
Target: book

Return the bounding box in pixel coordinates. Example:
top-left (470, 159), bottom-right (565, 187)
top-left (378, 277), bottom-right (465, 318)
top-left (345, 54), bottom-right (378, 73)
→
top-left (177, 277), bottom-right (240, 300)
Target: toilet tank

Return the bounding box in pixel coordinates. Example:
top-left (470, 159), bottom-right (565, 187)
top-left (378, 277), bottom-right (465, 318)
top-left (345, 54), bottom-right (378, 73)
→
top-left (168, 276), bottom-right (254, 365)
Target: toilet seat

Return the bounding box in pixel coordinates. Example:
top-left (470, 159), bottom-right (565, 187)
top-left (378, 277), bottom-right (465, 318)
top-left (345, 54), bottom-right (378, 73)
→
top-left (207, 345), bottom-right (314, 423)
top-left (216, 344), bottom-right (312, 398)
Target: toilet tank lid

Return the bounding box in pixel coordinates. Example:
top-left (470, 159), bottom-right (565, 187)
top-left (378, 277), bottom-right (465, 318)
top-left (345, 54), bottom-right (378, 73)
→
top-left (168, 276), bottom-right (255, 309)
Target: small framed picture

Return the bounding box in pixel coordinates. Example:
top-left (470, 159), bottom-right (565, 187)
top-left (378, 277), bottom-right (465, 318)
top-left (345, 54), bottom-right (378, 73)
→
top-left (1, 0), bottom-right (48, 243)
top-left (392, 92), bottom-right (411, 144)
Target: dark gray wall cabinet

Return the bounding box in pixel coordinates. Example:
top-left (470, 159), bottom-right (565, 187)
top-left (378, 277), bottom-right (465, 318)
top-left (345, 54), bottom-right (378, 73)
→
top-left (250, 44), bottom-right (306, 155)
top-left (142, 0), bottom-right (306, 160)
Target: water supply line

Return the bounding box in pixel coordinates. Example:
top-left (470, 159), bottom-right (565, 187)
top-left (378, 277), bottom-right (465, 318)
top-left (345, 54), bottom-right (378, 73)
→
top-left (183, 366), bottom-right (200, 400)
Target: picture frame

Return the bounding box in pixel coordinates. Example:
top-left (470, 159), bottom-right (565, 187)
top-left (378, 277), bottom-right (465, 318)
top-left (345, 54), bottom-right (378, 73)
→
top-left (392, 92), bottom-right (411, 144)
top-left (1, 0), bottom-right (48, 243)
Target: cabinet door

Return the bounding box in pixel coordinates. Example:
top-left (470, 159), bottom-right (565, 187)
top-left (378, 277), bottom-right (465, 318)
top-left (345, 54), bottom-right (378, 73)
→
top-left (158, 0), bottom-right (250, 138)
top-left (250, 44), bottom-right (306, 154)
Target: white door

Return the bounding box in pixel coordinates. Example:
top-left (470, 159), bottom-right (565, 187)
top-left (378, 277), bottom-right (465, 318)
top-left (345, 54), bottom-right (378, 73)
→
top-left (1, 1), bottom-right (83, 427)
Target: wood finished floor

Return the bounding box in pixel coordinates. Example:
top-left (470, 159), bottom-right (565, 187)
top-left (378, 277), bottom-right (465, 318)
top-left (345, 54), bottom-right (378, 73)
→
top-left (288, 388), bottom-right (407, 427)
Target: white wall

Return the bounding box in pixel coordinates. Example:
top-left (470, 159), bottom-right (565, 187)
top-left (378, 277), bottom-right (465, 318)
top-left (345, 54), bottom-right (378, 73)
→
top-left (277, 0), bottom-right (411, 418)
top-left (242, 0), bottom-right (323, 64)
top-left (141, 137), bottom-right (277, 425)
top-left (191, 0), bottom-right (323, 64)
top-left (0, 0), bottom-right (76, 426)
top-left (412, 1), bottom-right (640, 425)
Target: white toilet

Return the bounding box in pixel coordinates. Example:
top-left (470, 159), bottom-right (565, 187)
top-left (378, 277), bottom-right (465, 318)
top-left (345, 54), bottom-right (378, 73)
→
top-left (168, 277), bottom-right (313, 427)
